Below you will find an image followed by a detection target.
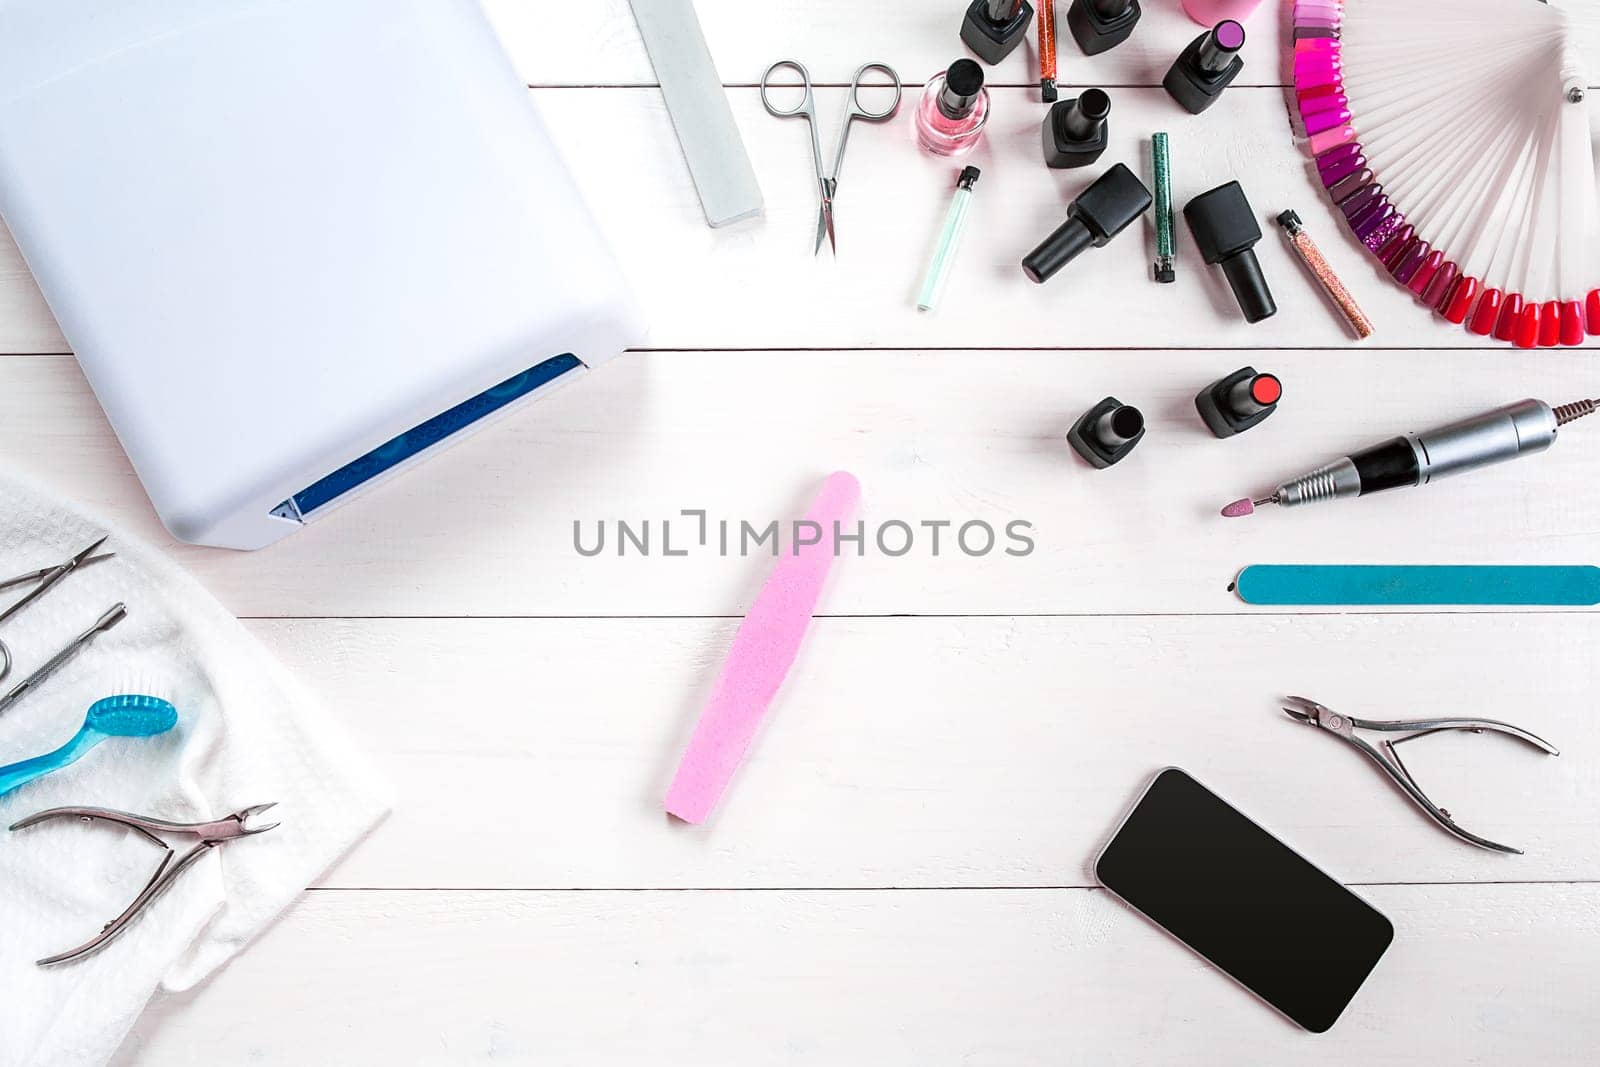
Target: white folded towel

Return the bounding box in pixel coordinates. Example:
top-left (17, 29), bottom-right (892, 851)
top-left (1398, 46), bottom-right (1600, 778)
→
top-left (0, 468), bottom-right (390, 1065)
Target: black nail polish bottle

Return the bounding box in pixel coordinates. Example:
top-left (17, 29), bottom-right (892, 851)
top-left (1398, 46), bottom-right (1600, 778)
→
top-left (1066, 0), bottom-right (1141, 57)
top-left (1164, 20), bottom-right (1246, 114)
top-left (1184, 181), bottom-right (1276, 323)
top-left (1069, 397), bottom-right (1145, 468)
top-left (1042, 89), bottom-right (1110, 169)
top-left (1022, 162), bottom-right (1152, 283)
top-left (961, 0), bottom-right (1035, 65)
top-left (1195, 367), bottom-right (1281, 438)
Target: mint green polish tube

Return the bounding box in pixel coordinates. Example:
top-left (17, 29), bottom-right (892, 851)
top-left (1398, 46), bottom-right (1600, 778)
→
top-left (917, 166), bottom-right (980, 311)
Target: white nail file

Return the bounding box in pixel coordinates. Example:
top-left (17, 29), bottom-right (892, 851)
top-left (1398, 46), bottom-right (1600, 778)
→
top-left (629, 0), bottom-right (764, 227)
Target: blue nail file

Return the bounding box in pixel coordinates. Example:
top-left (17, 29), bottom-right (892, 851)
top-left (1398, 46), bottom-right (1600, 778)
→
top-left (1234, 565), bottom-right (1600, 606)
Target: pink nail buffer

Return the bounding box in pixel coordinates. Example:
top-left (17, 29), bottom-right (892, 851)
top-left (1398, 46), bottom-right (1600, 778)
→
top-left (664, 471), bottom-right (860, 824)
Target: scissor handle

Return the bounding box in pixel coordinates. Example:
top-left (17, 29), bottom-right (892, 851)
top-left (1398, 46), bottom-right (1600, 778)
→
top-left (846, 62), bottom-right (902, 121)
top-left (760, 59), bottom-right (816, 118)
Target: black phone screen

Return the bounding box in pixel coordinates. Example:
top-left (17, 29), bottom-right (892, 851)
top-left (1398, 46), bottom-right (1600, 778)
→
top-left (1095, 768), bottom-right (1394, 1032)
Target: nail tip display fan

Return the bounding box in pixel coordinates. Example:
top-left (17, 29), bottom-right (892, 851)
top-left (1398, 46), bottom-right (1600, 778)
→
top-left (1293, 0), bottom-right (1597, 347)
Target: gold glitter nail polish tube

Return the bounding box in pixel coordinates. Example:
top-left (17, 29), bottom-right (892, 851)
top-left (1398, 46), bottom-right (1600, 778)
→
top-left (1276, 209), bottom-right (1374, 339)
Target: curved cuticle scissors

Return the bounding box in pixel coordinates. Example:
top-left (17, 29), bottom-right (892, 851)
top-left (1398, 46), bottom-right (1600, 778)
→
top-left (760, 60), bottom-right (902, 255)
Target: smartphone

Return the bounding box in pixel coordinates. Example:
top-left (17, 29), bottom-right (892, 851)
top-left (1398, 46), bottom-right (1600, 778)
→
top-left (1094, 768), bottom-right (1394, 1033)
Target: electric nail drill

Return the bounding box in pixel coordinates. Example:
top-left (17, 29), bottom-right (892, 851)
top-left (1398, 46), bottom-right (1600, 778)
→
top-left (1222, 398), bottom-right (1600, 517)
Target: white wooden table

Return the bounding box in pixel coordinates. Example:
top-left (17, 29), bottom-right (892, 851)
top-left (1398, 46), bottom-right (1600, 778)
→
top-left (3, 1), bottom-right (1599, 1062)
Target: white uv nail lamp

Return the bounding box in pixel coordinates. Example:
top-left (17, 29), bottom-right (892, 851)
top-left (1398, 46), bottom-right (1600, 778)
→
top-left (0, 0), bottom-right (644, 548)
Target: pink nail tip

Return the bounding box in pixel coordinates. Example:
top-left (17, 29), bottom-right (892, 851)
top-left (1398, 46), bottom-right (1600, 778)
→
top-left (1308, 125), bottom-right (1356, 155)
top-left (1220, 498), bottom-right (1255, 519)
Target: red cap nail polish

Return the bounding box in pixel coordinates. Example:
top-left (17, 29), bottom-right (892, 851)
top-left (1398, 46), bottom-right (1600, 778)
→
top-left (1469, 288), bottom-right (1502, 335)
top-left (1538, 301), bottom-right (1560, 347)
top-left (1494, 293), bottom-right (1524, 342)
top-left (1587, 289), bottom-right (1600, 335)
top-left (1513, 302), bottom-right (1540, 348)
top-left (1560, 300), bottom-right (1585, 346)
top-left (1442, 276), bottom-right (1479, 323)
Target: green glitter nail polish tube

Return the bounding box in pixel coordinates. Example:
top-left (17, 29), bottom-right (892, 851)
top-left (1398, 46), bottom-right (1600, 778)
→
top-left (1152, 132), bottom-right (1175, 283)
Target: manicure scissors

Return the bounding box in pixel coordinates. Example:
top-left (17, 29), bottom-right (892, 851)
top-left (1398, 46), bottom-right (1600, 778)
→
top-left (11, 803), bottom-right (280, 966)
top-left (0, 536), bottom-right (115, 683)
top-left (760, 60), bottom-right (902, 255)
top-left (1283, 696), bottom-right (1559, 854)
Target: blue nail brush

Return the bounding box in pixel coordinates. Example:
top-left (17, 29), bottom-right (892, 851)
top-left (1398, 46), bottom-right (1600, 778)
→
top-left (0, 694), bottom-right (178, 800)
top-left (1234, 565), bottom-right (1600, 606)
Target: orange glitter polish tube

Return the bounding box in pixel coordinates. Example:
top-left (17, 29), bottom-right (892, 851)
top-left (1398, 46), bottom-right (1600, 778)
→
top-left (1039, 2), bottom-right (1058, 101)
top-left (1277, 209), bottom-right (1373, 339)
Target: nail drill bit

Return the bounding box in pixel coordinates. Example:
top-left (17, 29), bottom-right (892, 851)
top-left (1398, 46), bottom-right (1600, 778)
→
top-left (1222, 398), bottom-right (1600, 517)
top-left (1151, 132), bottom-right (1175, 283)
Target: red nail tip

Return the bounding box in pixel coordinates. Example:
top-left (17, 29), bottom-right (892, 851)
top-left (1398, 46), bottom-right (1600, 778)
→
top-left (1443, 276), bottom-right (1480, 324)
top-left (1560, 301), bottom-right (1585, 346)
top-left (1406, 250), bottom-right (1444, 296)
top-left (1469, 289), bottom-right (1503, 335)
top-left (1423, 262), bottom-right (1458, 310)
top-left (1587, 290), bottom-right (1600, 334)
top-left (1538, 301), bottom-right (1560, 347)
top-left (1495, 294), bottom-right (1525, 342)
top-left (1514, 303), bottom-right (1541, 349)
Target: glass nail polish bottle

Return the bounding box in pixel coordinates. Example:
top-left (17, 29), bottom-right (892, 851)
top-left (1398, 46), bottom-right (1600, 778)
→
top-left (915, 59), bottom-right (990, 157)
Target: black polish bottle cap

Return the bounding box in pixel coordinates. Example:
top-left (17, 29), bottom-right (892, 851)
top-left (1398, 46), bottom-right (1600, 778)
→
top-left (1066, 0), bottom-right (1142, 57)
top-left (1022, 162), bottom-right (1153, 283)
top-left (962, 0), bottom-right (1035, 65)
top-left (1183, 181), bottom-right (1276, 322)
top-left (1068, 396), bottom-right (1145, 468)
top-left (1042, 89), bottom-right (1110, 169)
top-left (939, 59), bottom-right (987, 119)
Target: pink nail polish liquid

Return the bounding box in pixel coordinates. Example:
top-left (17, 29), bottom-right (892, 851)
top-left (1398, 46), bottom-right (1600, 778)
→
top-left (915, 59), bottom-right (989, 157)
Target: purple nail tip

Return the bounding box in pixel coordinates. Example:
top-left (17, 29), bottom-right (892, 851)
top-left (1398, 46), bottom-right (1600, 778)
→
top-left (1304, 107), bottom-right (1352, 135)
top-left (1380, 230), bottom-right (1417, 269)
top-left (1294, 59), bottom-right (1339, 78)
top-left (1327, 171), bottom-right (1370, 202)
top-left (1302, 92), bottom-right (1349, 116)
top-left (1319, 150), bottom-right (1365, 186)
top-left (1316, 143), bottom-right (1359, 168)
top-left (1353, 202), bottom-right (1394, 241)
top-left (1341, 184), bottom-right (1380, 219)
top-left (1392, 241), bottom-right (1431, 283)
